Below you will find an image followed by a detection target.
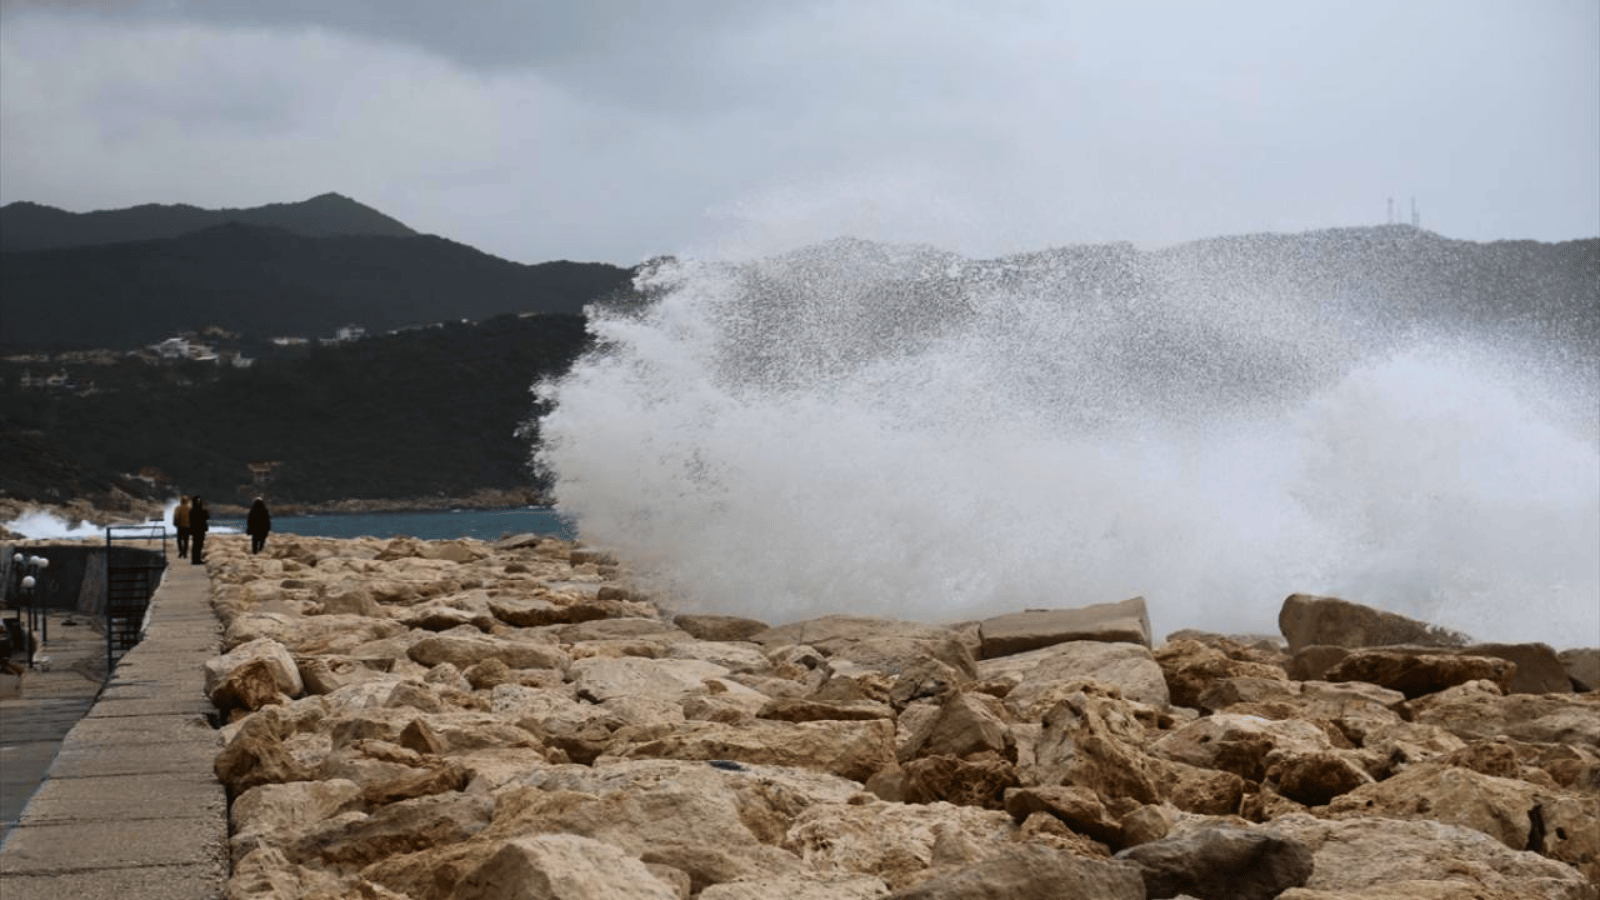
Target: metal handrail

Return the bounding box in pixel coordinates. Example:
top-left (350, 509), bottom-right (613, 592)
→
top-left (103, 526), bottom-right (170, 674)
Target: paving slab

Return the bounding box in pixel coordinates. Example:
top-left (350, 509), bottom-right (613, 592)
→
top-left (0, 815), bottom-right (227, 872)
top-left (0, 863), bottom-right (224, 900)
top-left (47, 740), bottom-right (219, 778)
top-left (0, 557), bottom-right (228, 899)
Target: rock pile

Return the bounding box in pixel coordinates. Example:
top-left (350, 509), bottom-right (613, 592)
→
top-left (200, 534), bottom-right (1599, 899)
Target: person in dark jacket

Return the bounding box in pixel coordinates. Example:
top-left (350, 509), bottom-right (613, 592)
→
top-left (173, 496), bottom-right (192, 557)
top-left (189, 496), bottom-right (210, 565)
top-left (246, 497), bottom-right (272, 555)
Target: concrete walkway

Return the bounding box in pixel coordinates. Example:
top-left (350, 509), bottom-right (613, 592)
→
top-left (0, 555), bottom-right (227, 899)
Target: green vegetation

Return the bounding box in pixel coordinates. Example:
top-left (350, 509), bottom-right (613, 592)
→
top-left (0, 314), bottom-right (593, 506)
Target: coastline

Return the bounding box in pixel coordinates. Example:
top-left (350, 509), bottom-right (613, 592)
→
top-left (1, 488), bottom-right (548, 539)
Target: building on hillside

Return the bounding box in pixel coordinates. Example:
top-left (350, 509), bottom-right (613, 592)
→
top-left (154, 337), bottom-right (192, 359)
top-left (246, 461), bottom-right (282, 489)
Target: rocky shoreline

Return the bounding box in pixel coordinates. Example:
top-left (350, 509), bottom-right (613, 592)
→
top-left (189, 532), bottom-right (1600, 899)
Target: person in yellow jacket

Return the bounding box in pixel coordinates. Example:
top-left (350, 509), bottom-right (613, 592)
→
top-left (173, 496), bottom-right (192, 557)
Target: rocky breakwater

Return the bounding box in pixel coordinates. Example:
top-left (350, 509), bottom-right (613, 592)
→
top-left (199, 534), bottom-right (1600, 900)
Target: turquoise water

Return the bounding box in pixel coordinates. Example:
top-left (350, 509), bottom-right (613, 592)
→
top-left (209, 507), bottom-right (576, 542)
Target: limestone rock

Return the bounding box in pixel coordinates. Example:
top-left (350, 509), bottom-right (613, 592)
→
top-left (1324, 757), bottom-right (1598, 880)
top-left (895, 691), bottom-right (1010, 763)
top-left (1324, 649), bottom-right (1516, 699)
top-left (900, 755), bottom-right (1018, 809)
top-left (976, 597), bottom-right (1152, 657)
top-left (885, 843), bottom-right (1145, 899)
top-left (782, 800), bottom-right (1017, 891)
top-left (408, 634), bottom-right (570, 671)
top-left (757, 698), bottom-right (894, 723)
top-left (1266, 751), bottom-right (1375, 807)
top-left (674, 614), bottom-right (771, 642)
top-left (1003, 785), bottom-right (1122, 845)
top-left (229, 778), bottom-right (363, 864)
top-left (1465, 642), bottom-right (1574, 695)
top-left (1150, 713), bottom-right (1334, 780)
top-left (206, 637), bottom-right (305, 705)
top-left (1124, 807), bottom-right (1178, 845)
top-left (568, 656), bottom-right (738, 704)
top-left (1153, 639), bottom-right (1289, 709)
top-left (977, 640), bottom-right (1170, 712)
top-left (212, 657), bottom-right (293, 714)
top-left (1263, 813), bottom-right (1596, 900)
top-left (1559, 648), bottom-right (1599, 692)
top-left (290, 791), bottom-right (493, 869)
top-left (1026, 686), bottom-right (1162, 802)
top-left (751, 616), bottom-right (977, 679)
top-left (1113, 824), bottom-right (1314, 900)
top-left (1408, 685), bottom-right (1600, 746)
top-left (487, 760), bottom-right (820, 892)
top-left (1278, 594), bottom-right (1472, 655)
top-left (450, 834), bottom-right (681, 900)
top-left (698, 876), bottom-right (889, 900)
top-left (611, 718), bottom-right (896, 783)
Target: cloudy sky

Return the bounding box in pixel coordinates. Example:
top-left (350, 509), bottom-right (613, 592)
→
top-left (2, 1), bottom-right (1595, 265)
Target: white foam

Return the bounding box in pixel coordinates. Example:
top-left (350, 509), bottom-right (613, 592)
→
top-left (534, 243), bottom-right (1599, 647)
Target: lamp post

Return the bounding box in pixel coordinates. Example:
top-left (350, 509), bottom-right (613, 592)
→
top-left (14, 553), bottom-right (49, 668)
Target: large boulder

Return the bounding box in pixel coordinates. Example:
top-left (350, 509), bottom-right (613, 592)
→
top-left (1278, 594), bottom-right (1472, 655)
top-left (750, 616), bottom-right (977, 680)
top-left (884, 843), bottom-right (1145, 899)
top-left (610, 718), bottom-right (896, 783)
top-left (1112, 824), bottom-right (1314, 900)
top-left (205, 637), bottom-right (305, 713)
top-left (1153, 639), bottom-right (1288, 709)
top-left (978, 640), bottom-right (1170, 711)
top-left (674, 614), bottom-right (771, 643)
top-left (408, 633), bottom-right (570, 671)
top-left (451, 834), bottom-right (682, 900)
top-left (976, 597), bottom-right (1152, 657)
top-left (1324, 757), bottom-right (1599, 880)
top-left (1407, 683), bottom-right (1600, 746)
top-left (568, 656), bottom-right (735, 704)
top-left (1559, 648), bottom-right (1599, 692)
top-left (1324, 649), bottom-right (1516, 699)
top-left (1263, 813), bottom-right (1596, 900)
top-left (1150, 713), bottom-right (1335, 780)
top-left (781, 799), bottom-right (1017, 891)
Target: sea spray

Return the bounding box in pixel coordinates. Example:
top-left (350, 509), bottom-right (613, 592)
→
top-left (533, 237), bottom-right (1599, 646)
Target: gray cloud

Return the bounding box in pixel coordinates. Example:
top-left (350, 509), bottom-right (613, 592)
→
top-left (1, 1), bottom-right (1595, 264)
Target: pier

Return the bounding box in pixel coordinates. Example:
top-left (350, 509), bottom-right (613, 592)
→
top-left (0, 555), bottom-right (227, 898)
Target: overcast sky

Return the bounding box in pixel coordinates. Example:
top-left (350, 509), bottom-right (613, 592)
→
top-left (2, 1), bottom-right (1595, 265)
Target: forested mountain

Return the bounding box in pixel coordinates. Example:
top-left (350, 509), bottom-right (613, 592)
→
top-left (0, 223), bottom-right (633, 351)
top-left (0, 192), bottom-right (414, 251)
top-left (0, 313), bottom-right (591, 507)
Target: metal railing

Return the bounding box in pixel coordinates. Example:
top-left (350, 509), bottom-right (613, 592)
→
top-left (103, 526), bottom-right (170, 670)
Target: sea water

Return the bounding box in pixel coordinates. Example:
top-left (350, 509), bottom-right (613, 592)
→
top-left (532, 239), bottom-right (1600, 645)
top-left (5, 507), bottom-right (575, 543)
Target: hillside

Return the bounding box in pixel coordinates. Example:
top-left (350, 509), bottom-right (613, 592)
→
top-left (0, 192), bottom-right (415, 251)
top-left (0, 223), bottom-right (634, 351)
top-left (0, 313), bottom-right (592, 508)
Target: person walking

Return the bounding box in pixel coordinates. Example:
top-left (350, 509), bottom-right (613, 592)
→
top-left (173, 496), bottom-right (192, 558)
top-left (189, 496), bottom-right (210, 565)
top-left (246, 497), bottom-right (272, 555)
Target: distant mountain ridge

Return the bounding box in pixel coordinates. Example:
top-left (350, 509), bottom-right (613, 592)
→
top-left (0, 192), bottom-right (415, 252)
top-left (0, 195), bottom-right (635, 351)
